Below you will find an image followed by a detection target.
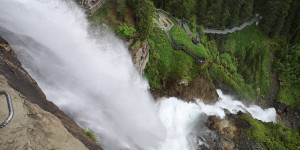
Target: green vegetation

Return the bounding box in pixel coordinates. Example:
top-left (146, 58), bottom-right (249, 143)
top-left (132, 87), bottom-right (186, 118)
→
top-left (256, 0), bottom-right (300, 40)
top-left (207, 25), bottom-right (270, 100)
top-left (115, 0), bottom-right (127, 22)
top-left (129, 39), bottom-right (141, 50)
top-left (84, 130), bottom-right (97, 142)
top-left (127, 0), bottom-right (156, 39)
top-left (87, 1), bottom-right (121, 30)
top-left (117, 24), bottom-right (136, 39)
top-left (152, 0), bottom-right (253, 29)
top-left (245, 116), bottom-right (300, 150)
top-left (166, 19), bottom-right (172, 25)
top-left (145, 28), bottom-right (201, 88)
top-left (196, 25), bottom-right (206, 44)
top-left (169, 27), bottom-right (208, 58)
top-left (163, 21), bottom-right (168, 27)
top-left (274, 43), bottom-right (300, 108)
top-left (84, 1), bottom-right (300, 149)
top-left (88, 1), bottom-right (110, 23)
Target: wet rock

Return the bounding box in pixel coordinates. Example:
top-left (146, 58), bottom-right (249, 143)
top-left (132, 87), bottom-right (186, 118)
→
top-left (201, 113), bottom-right (263, 150)
top-left (130, 41), bottom-right (150, 75)
top-left (274, 102), bottom-right (300, 128)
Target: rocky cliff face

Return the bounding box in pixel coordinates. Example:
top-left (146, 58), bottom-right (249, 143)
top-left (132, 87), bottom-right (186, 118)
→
top-left (0, 75), bottom-right (88, 150)
top-left (130, 41), bottom-right (150, 75)
top-left (201, 112), bottom-right (264, 150)
top-left (151, 71), bottom-right (219, 103)
top-left (0, 36), bottom-right (102, 150)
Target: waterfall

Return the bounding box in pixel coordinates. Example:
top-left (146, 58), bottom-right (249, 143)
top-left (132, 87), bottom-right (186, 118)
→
top-left (0, 0), bottom-right (166, 149)
top-left (0, 0), bottom-right (276, 150)
top-left (157, 90), bottom-right (276, 150)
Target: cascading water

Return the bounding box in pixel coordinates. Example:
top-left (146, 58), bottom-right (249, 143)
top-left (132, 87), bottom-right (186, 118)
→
top-left (0, 0), bottom-right (277, 150)
top-left (0, 0), bottom-right (166, 149)
top-left (157, 90), bottom-right (276, 150)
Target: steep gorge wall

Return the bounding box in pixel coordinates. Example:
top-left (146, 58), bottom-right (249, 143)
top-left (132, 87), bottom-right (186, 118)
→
top-left (0, 36), bottom-right (103, 150)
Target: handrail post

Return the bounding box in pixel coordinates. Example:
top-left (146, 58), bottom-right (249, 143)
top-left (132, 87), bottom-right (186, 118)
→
top-left (0, 90), bottom-right (14, 128)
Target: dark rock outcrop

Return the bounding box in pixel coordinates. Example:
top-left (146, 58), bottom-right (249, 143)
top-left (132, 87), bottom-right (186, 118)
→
top-left (130, 41), bottom-right (150, 75)
top-left (0, 36), bottom-right (103, 150)
top-left (274, 102), bottom-right (300, 128)
top-left (201, 114), bottom-right (264, 150)
top-left (151, 71), bottom-right (219, 103)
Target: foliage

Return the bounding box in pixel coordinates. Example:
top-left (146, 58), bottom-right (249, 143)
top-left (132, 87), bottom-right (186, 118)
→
top-left (225, 25), bottom-right (270, 98)
top-left (144, 28), bottom-right (201, 88)
top-left (155, 0), bottom-right (195, 19)
top-left (87, 1), bottom-right (121, 31)
top-left (115, 0), bottom-right (127, 22)
top-left (84, 130), bottom-right (97, 142)
top-left (196, 25), bottom-right (206, 44)
top-left (128, 0), bottom-right (156, 39)
top-left (87, 1), bottom-right (110, 23)
top-left (274, 43), bottom-right (300, 107)
top-left (209, 63), bottom-right (255, 100)
top-left (207, 25), bottom-right (269, 100)
top-left (195, 0), bottom-right (253, 29)
top-left (163, 21), bottom-right (168, 27)
top-left (129, 39), bottom-right (141, 50)
top-left (259, 0), bottom-right (292, 38)
top-left (245, 116), bottom-right (300, 150)
top-left (189, 15), bottom-right (197, 32)
top-left (166, 19), bottom-right (172, 25)
top-left (169, 27), bottom-right (208, 58)
top-left (117, 24), bottom-right (136, 39)
top-left (220, 53), bottom-right (236, 73)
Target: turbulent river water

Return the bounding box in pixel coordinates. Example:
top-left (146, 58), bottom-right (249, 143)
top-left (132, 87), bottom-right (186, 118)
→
top-left (0, 0), bottom-right (276, 150)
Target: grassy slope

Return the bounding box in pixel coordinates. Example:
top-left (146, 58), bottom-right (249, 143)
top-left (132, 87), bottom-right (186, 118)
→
top-left (245, 116), bottom-right (300, 150)
top-left (277, 86), bottom-right (300, 108)
top-left (145, 28), bottom-right (201, 88)
top-left (229, 25), bottom-right (270, 97)
top-left (275, 44), bottom-right (300, 108)
top-left (208, 25), bottom-right (270, 100)
top-left (169, 27), bottom-right (208, 58)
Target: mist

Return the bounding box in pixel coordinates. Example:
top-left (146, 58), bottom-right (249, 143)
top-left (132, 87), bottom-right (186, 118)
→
top-left (0, 0), bottom-right (166, 149)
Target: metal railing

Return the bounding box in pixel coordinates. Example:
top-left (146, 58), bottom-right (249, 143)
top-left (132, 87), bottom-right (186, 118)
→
top-left (164, 29), bottom-right (206, 65)
top-left (0, 90), bottom-right (14, 128)
top-left (87, 0), bottom-right (106, 14)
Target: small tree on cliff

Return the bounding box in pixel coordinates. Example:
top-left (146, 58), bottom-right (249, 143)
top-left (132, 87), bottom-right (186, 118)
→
top-left (127, 0), bottom-right (155, 39)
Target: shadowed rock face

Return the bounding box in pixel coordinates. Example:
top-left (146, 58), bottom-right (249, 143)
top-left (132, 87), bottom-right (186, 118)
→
top-left (0, 36), bottom-right (103, 150)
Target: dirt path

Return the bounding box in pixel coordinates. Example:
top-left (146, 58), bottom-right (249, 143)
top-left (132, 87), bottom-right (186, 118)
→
top-left (266, 50), bottom-right (280, 106)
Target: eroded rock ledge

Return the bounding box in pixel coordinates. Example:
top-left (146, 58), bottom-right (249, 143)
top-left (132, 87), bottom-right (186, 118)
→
top-left (151, 70), bottom-right (219, 104)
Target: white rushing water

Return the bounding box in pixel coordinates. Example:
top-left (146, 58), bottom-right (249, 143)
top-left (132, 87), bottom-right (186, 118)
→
top-left (0, 0), bottom-right (276, 150)
top-left (0, 0), bottom-right (166, 149)
top-left (157, 89), bottom-right (276, 150)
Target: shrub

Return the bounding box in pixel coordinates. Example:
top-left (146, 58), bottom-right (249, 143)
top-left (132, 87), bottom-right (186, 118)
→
top-left (117, 24), bottom-right (136, 39)
top-left (84, 130), bottom-right (97, 142)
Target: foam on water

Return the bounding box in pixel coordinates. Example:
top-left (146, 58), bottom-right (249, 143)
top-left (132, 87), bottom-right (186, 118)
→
top-left (157, 90), bottom-right (276, 150)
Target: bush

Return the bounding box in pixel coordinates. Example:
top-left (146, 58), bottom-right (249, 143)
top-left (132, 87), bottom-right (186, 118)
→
top-left (117, 24), bottom-right (136, 39)
top-left (84, 130), bottom-right (97, 142)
